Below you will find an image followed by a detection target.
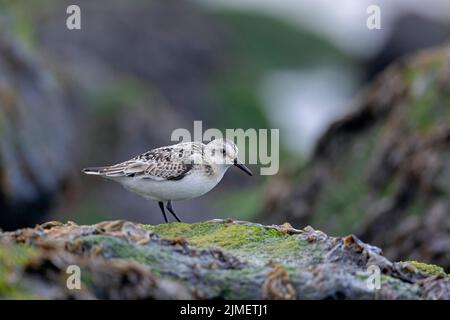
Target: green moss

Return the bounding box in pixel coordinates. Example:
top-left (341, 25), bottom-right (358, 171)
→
top-left (0, 244), bottom-right (38, 299)
top-left (184, 224), bottom-right (282, 249)
top-left (405, 261), bottom-right (447, 277)
top-left (145, 222), bottom-right (283, 249)
top-left (144, 221), bottom-right (319, 267)
top-left (145, 222), bottom-right (296, 259)
top-left (143, 222), bottom-right (222, 240)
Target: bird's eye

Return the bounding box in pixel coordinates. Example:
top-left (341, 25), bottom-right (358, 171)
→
top-left (222, 148), bottom-right (226, 156)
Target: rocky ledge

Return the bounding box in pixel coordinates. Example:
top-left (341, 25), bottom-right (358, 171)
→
top-left (0, 219), bottom-right (449, 299)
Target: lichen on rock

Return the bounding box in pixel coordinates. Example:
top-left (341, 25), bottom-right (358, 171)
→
top-left (403, 261), bottom-right (447, 277)
top-left (1, 219), bottom-right (449, 299)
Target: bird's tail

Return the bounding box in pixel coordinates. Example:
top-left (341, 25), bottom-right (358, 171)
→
top-left (82, 167), bottom-right (108, 175)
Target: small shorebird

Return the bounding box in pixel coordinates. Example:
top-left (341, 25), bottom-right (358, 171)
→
top-left (82, 139), bottom-right (252, 223)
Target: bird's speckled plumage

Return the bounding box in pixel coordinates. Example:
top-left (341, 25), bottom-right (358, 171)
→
top-left (86, 142), bottom-right (205, 181)
top-left (82, 139), bottom-right (251, 215)
top-left (82, 138), bottom-right (251, 223)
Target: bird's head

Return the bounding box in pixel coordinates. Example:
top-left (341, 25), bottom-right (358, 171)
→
top-left (204, 138), bottom-right (252, 176)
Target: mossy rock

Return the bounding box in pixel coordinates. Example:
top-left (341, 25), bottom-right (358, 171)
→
top-left (1, 220), bottom-right (449, 299)
top-left (405, 261), bottom-right (447, 277)
top-left (265, 45), bottom-right (450, 271)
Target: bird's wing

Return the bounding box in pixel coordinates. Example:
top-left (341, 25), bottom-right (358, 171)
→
top-left (85, 142), bottom-right (204, 181)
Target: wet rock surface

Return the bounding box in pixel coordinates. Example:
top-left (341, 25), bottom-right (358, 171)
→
top-left (1, 219), bottom-right (448, 299)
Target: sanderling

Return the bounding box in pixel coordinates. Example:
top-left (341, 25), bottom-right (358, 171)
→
top-left (82, 138), bottom-right (252, 223)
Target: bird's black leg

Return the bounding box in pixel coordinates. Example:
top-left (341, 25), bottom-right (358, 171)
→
top-left (166, 201), bottom-right (182, 222)
top-left (158, 201), bottom-right (169, 223)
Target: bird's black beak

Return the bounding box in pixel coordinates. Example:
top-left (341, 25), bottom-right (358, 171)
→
top-left (234, 159), bottom-right (253, 176)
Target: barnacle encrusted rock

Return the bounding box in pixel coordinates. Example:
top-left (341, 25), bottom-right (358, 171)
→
top-left (0, 219), bottom-right (448, 299)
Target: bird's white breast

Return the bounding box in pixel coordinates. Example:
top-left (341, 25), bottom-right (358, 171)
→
top-left (112, 167), bottom-right (228, 201)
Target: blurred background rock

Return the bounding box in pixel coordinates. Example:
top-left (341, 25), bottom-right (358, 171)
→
top-left (0, 0), bottom-right (449, 270)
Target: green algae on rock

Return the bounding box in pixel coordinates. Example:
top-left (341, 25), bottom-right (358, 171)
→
top-left (404, 261), bottom-right (447, 277)
top-left (1, 219), bottom-right (449, 299)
